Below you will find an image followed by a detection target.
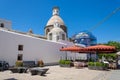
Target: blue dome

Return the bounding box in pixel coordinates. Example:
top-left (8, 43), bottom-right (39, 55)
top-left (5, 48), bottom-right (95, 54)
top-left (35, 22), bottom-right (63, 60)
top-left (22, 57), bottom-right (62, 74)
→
top-left (72, 31), bottom-right (97, 46)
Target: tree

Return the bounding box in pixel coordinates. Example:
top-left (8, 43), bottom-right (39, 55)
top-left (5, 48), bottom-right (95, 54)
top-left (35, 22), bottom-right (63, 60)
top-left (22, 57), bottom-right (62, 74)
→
top-left (106, 41), bottom-right (120, 51)
top-left (97, 41), bottom-right (120, 61)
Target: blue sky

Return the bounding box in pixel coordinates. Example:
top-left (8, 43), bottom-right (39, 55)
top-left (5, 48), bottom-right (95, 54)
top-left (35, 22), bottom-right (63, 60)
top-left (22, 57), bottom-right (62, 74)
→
top-left (0, 0), bottom-right (120, 43)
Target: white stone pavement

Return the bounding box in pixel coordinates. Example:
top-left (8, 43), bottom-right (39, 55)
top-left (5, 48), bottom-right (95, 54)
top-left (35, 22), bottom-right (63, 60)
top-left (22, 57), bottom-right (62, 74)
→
top-left (107, 70), bottom-right (120, 80)
top-left (0, 65), bottom-right (110, 80)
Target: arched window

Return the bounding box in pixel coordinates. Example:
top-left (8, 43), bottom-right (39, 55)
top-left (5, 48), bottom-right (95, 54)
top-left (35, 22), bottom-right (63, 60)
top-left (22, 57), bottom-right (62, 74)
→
top-left (49, 33), bottom-right (52, 40)
top-left (0, 23), bottom-right (4, 28)
top-left (62, 34), bottom-right (65, 40)
top-left (46, 29), bottom-right (50, 35)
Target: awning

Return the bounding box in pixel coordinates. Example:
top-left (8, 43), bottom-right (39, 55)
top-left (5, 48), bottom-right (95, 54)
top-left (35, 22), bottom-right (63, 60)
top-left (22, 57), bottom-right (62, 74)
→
top-left (60, 45), bottom-right (116, 53)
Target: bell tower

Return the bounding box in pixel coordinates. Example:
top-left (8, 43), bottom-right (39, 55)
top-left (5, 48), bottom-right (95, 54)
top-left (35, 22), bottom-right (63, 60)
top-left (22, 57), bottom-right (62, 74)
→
top-left (52, 7), bottom-right (59, 16)
top-left (44, 7), bottom-right (67, 37)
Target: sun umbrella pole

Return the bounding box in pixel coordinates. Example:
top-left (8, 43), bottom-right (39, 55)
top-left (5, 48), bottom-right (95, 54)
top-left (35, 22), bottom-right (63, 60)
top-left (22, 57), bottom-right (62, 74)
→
top-left (94, 52), bottom-right (97, 69)
top-left (65, 51), bottom-right (67, 60)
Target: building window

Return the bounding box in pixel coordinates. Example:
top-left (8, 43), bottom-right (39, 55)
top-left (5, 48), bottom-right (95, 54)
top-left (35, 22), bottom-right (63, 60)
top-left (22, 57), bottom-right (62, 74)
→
top-left (46, 29), bottom-right (50, 35)
top-left (18, 45), bottom-right (23, 51)
top-left (0, 23), bottom-right (4, 28)
top-left (57, 36), bottom-right (59, 41)
top-left (49, 33), bottom-right (52, 40)
top-left (60, 26), bottom-right (66, 32)
top-left (62, 34), bottom-right (65, 40)
top-left (17, 54), bottom-right (23, 60)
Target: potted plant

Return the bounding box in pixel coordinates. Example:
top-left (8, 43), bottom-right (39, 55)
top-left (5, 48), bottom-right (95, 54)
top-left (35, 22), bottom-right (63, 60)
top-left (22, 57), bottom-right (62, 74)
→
top-left (59, 60), bottom-right (63, 67)
top-left (88, 62), bottom-right (95, 69)
top-left (88, 62), bottom-right (108, 70)
top-left (15, 60), bottom-right (23, 67)
top-left (9, 60), bottom-right (23, 73)
top-left (37, 60), bottom-right (44, 67)
top-left (96, 62), bottom-right (103, 70)
top-left (65, 60), bottom-right (71, 67)
top-left (59, 60), bottom-right (71, 67)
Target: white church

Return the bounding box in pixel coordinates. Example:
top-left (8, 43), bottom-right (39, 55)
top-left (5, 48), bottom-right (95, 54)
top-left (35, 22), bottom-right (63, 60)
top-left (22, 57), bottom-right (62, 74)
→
top-left (0, 7), bottom-right (87, 66)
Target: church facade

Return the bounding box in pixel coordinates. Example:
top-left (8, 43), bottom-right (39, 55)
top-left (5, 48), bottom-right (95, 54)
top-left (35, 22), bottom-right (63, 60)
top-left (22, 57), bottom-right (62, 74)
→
top-left (0, 7), bottom-right (87, 66)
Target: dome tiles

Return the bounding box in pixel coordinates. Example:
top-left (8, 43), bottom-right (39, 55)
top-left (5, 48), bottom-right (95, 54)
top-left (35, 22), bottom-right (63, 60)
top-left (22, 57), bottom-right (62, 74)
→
top-left (46, 15), bottom-right (65, 26)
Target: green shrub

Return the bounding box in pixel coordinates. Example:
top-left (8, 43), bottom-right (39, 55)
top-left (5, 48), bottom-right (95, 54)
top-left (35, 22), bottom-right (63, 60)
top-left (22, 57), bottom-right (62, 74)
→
top-left (102, 63), bottom-right (108, 67)
top-left (88, 62), bottom-right (94, 66)
top-left (96, 62), bottom-right (102, 66)
top-left (65, 60), bottom-right (71, 65)
top-left (98, 53), bottom-right (116, 60)
top-left (15, 61), bottom-right (23, 67)
top-left (88, 62), bottom-right (107, 67)
top-left (59, 60), bottom-right (71, 65)
top-left (59, 60), bottom-right (65, 64)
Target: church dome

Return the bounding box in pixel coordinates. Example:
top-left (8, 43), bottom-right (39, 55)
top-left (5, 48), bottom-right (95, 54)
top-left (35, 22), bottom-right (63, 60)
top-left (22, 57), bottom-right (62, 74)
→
top-left (73, 31), bottom-right (96, 39)
top-left (45, 7), bottom-right (67, 37)
top-left (46, 15), bottom-right (65, 26)
top-left (72, 31), bottom-right (97, 46)
top-left (50, 26), bottom-right (64, 33)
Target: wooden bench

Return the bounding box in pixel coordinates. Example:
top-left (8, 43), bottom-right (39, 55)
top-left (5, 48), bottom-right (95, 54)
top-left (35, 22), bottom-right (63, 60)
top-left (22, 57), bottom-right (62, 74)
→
top-left (9, 67), bottom-right (28, 73)
top-left (9, 67), bottom-right (18, 73)
top-left (30, 68), bottom-right (49, 76)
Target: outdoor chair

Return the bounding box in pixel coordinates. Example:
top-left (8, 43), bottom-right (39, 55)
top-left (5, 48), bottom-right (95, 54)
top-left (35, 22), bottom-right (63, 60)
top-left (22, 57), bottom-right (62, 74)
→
top-left (0, 61), bottom-right (9, 71)
top-left (9, 67), bottom-right (28, 73)
top-left (17, 67), bottom-right (28, 73)
top-left (109, 62), bottom-right (117, 69)
top-left (30, 67), bottom-right (49, 76)
top-left (9, 67), bottom-right (18, 73)
top-left (74, 62), bottom-right (85, 68)
top-left (9, 61), bottom-right (36, 73)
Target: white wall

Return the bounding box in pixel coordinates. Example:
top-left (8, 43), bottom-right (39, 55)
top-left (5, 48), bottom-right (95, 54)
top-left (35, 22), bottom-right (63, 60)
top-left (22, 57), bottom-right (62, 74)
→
top-left (0, 29), bottom-right (66, 66)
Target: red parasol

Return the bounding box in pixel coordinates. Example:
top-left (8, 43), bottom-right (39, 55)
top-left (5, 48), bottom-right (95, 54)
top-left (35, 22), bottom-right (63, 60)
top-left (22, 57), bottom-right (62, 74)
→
top-left (60, 45), bottom-right (116, 53)
top-left (60, 45), bottom-right (88, 53)
top-left (85, 45), bottom-right (116, 53)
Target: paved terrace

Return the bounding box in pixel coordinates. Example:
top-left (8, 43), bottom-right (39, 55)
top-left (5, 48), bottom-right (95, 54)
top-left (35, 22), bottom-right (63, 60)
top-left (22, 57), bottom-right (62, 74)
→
top-left (107, 70), bottom-right (120, 80)
top-left (0, 65), bottom-right (113, 80)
